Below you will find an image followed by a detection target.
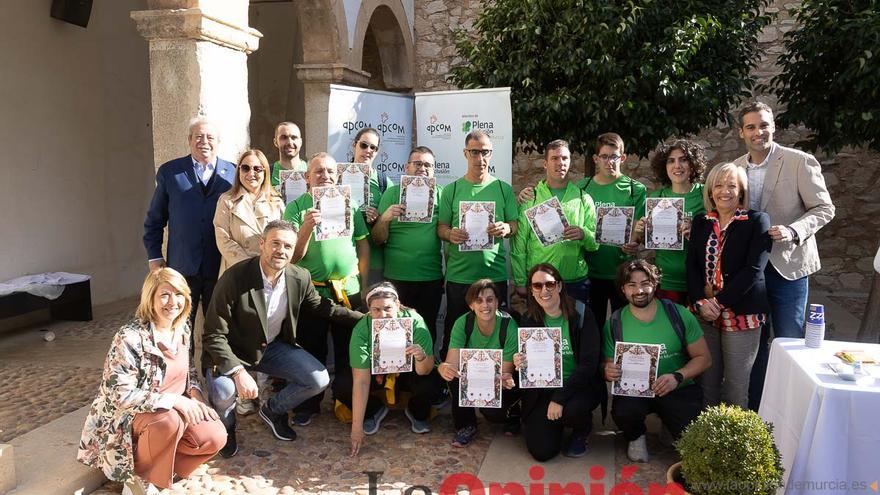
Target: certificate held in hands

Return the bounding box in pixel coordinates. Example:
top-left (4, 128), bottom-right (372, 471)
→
top-left (525, 197), bottom-right (570, 247)
top-left (371, 317), bottom-right (414, 374)
top-left (458, 348), bottom-right (503, 408)
top-left (612, 342), bottom-right (661, 397)
top-left (399, 175), bottom-right (436, 223)
top-left (645, 197), bottom-right (684, 250)
top-left (518, 327), bottom-right (563, 388)
top-left (278, 169), bottom-right (307, 206)
top-left (596, 206), bottom-right (635, 246)
top-left (312, 185), bottom-right (353, 241)
top-left (459, 201), bottom-right (495, 251)
top-left (337, 162), bottom-right (371, 209)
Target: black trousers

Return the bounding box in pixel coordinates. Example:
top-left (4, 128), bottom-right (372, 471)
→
top-left (184, 274), bottom-right (216, 358)
top-left (294, 292), bottom-right (362, 414)
top-left (387, 278), bottom-right (444, 352)
top-left (447, 377), bottom-right (520, 430)
top-left (522, 388), bottom-right (600, 462)
top-left (588, 277), bottom-right (625, 330)
top-left (442, 280), bottom-right (508, 359)
top-left (333, 368), bottom-right (442, 421)
top-left (611, 383), bottom-right (703, 441)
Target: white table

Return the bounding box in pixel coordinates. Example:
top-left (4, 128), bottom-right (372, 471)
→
top-left (759, 338), bottom-right (880, 495)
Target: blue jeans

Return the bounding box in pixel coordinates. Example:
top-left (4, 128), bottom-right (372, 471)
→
top-left (207, 340), bottom-right (330, 429)
top-left (748, 265), bottom-right (809, 410)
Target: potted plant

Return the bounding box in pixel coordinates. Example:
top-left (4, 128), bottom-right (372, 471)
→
top-left (667, 404), bottom-right (784, 495)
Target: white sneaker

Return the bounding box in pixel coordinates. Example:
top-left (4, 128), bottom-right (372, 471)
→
top-left (627, 434), bottom-right (650, 462)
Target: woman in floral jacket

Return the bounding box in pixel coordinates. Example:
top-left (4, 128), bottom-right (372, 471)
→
top-left (78, 268), bottom-right (226, 495)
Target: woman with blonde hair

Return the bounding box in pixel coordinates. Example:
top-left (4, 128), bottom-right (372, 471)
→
top-left (686, 163), bottom-right (771, 408)
top-left (78, 268), bottom-right (226, 495)
top-left (214, 149), bottom-right (285, 274)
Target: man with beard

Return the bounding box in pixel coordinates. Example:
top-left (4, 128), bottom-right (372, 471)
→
top-left (270, 121), bottom-right (307, 187)
top-left (203, 220), bottom-right (362, 457)
top-left (602, 260), bottom-right (710, 463)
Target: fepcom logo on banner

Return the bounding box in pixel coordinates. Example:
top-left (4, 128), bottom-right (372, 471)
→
top-left (425, 114), bottom-right (453, 139)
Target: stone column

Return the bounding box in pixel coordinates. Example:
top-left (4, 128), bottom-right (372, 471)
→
top-left (131, 1), bottom-right (262, 167)
top-left (295, 64), bottom-right (370, 154)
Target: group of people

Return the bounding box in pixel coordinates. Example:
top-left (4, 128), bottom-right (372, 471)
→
top-left (77, 101), bottom-right (834, 494)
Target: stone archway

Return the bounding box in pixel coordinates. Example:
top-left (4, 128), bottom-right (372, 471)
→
top-left (351, 1), bottom-right (415, 90)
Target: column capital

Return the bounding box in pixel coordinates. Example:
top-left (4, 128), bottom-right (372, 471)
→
top-left (295, 63), bottom-right (371, 87)
top-left (131, 7), bottom-right (262, 54)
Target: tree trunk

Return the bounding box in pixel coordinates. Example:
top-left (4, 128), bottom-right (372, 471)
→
top-left (857, 271), bottom-right (880, 343)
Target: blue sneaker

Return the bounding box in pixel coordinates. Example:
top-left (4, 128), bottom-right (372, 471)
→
top-left (452, 425), bottom-right (478, 448)
top-left (563, 434), bottom-right (589, 458)
top-left (363, 405), bottom-right (389, 435)
top-left (404, 408), bottom-right (431, 434)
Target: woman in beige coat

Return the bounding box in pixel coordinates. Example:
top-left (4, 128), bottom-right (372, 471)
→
top-left (214, 149), bottom-right (285, 274)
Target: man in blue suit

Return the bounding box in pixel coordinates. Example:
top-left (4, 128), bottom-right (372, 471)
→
top-left (143, 117), bottom-right (237, 328)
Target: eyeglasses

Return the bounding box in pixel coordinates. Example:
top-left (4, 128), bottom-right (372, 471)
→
top-left (466, 149), bottom-right (493, 158)
top-left (357, 141), bottom-right (379, 152)
top-left (409, 160), bottom-right (435, 169)
top-left (597, 154), bottom-right (622, 162)
top-left (530, 280), bottom-right (559, 291)
top-left (240, 164), bottom-right (265, 174)
top-left (193, 134), bottom-right (216, 143)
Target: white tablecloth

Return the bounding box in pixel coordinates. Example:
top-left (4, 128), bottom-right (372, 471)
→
top-left (759, 338), bottom-right (880, 495)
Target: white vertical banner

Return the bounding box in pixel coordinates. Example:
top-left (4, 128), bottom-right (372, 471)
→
top-left (327, 84), bottom-right (414, 183)
top-left (414, 87), bottom-right (513, 187)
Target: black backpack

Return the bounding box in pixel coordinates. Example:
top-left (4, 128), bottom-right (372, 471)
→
top-left (463, 310), bottom-right (513, 349)
top-left (609, 298), bottom-right (689, 357)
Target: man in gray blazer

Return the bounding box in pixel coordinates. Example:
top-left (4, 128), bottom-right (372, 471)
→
top-left (734, 102), bottom-right (835, 408)
top-left (203, 220), bottom-right (363, 457)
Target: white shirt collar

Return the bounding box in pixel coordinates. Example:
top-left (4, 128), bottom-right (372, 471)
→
top-left (259, 263), bottom-right (285, 290)
top-left (747, 143), bottom-right (777, 169)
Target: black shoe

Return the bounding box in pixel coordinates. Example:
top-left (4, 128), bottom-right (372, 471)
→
top-left (259, 403), bottom-right (297, 441)
top-left (219, 427), bottom-right (238, 458)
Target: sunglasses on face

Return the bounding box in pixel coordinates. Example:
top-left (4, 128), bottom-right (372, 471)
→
top-left (240, 164), bottom-right (265, 174)
top-left (530, 280), bottom-right (559, 291)
top-left (466, 149), bottom-right (493, 157)
top-left (357, 141), bottom-right (379, 152)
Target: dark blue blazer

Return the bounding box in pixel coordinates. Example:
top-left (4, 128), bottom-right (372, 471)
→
top-left (143, 155), bottom-right (236, 278)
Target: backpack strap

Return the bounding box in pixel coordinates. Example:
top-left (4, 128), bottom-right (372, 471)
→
top-left (610, 307), bottom-right (624, 347)
top-left (659, 298), bottom-right (689, 357)
top-left (464, 311), bottom-right (475, 347)
top-left (379, 171), bottom-right (388, 192)
top-left (498, 310), bottom-right (512, 349)
top-left (464, 310), bottom-right (512, 350)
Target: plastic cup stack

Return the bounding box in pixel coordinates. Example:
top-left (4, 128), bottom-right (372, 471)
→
top-left (804, 303), bottom-right (825, 348)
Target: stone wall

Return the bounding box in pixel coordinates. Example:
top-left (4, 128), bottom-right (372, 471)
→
top-left (414, 0), bottom-right (880, 294)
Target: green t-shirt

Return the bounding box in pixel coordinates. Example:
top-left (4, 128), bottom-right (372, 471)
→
top-left (448, 311), bottom-right (518, 362)
top-left (270, 158), bottom-right (308, 187)
top-left (349, 308), bottom-right (434, 369)
top-left (649, 184), bottom-right (706, 292)
top-left (438, 177), bottom-right (518, 283)
top-left (543, 313), bottom-right (576, 380)
top-left (283, 192), bottom-right (369, 297)
top-left (576, 175), bottom-right (647, 280)
top-left (365, 169), bottom-right (394, 271)
top-left (377, 183), bottom-right (443, 281)
top-left (602, 303), bottom-right (703, 387)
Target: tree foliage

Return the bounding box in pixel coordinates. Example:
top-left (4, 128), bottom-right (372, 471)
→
top-left (769, 0), bottom-right (880, 153)
top-left (449, 0), bottom-right (772, 157)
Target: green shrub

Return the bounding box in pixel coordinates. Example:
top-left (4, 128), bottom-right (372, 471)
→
top-left (674, 404), bottom-right (783, 495)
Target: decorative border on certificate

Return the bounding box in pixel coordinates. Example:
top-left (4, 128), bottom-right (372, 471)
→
top-left (518, 327), bottom-right (563, 388)
top-left (371, 317), bottom-right (414, 374)
top-left (337, 162), bottom-right (371, 209)
top-left (458, 348), bottom-right (503, 408)
top-left (459, 201), bottom-right (495, 252)
top-left (399, 175), bottom-right (436, 223)
top-left (596, 206), bottom-right (635, 247)
top-left (278, 169), bottom-right (307, 206)
top-left (312, 185), bottom-right (353, 241)
top-left (612, 342), bottom-right (661, 397)
top-left (525, 196), bottom-right (570, 247)
top-left (645, 197), bottom-right (685, 250)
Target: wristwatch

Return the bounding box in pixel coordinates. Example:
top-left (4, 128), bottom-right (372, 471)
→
top-left (672, 371), bottom-right (684, 384)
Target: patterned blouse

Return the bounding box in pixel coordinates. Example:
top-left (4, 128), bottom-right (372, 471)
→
top-left (697, 209), bottom-right (767, 331)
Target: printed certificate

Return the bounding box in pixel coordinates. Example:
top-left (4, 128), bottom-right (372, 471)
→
top-left (645, 198), bottom-right (684, 250)
top-left (518, 327), bottom-right (563, 388)
top-left (337, 163), bottom-right (371, 209)
top-left (371, 317), bottom-right (413, 375)
top-left (458, 348), bottom-right (503, 408)
top-left (525, 197), bottom-right (570, 247)
top-left (399, 175), bottom-right (436, 223)
top-left (459, 201), bottom-right (495, 251)
top-left (596, 206), bottom-right (635, 246)
top-left (278, 169), bottom-right (307, 206)
top-left (612, 342), bottom-right (661, 398)
top-left (312, 185), bottom-right (352, 241)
